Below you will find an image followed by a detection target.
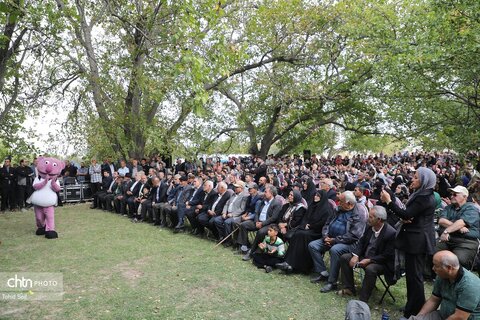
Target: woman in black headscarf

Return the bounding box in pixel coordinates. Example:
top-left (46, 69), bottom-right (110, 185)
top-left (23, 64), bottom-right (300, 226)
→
top-left (278, 190), bottom-right (306, 241)
top-left (380, 167), bottom-right (436, 318)
top-left (280, 179), bottom-right (293, 199)
top-left (301, 176), bottom-right (316, 207)
top-left (276, 190), bottom-right (334, 274)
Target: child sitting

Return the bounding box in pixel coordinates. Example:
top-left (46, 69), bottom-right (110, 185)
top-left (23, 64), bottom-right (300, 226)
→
top-left (252, 224), bottom-right (285, 273)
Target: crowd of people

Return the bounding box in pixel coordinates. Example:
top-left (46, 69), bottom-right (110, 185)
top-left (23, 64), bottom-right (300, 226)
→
top-left (2, 150), bottom-right (480, 319)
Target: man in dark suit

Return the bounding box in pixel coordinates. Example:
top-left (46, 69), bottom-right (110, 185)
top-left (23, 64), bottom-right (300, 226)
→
top-left (193, 180), bottom-right (218, 236)
top-left (140, 176), bottom-right (160, 222)
top-left (338, 205), bottom-right (396, 302)
top-left (113, 173), bottom-right (131, 214)
top-left (127, 173), bottom-right (148, 219)
top-left (104, 175), bottom-right (123, 211)
top-left (240, 184), bottom-right (283, 261)
top-left (91, 171), bottom-right (113, 209)
top-left (197, 181), bottom-right (231, 239)
top-left (152, 177), bottom-right (169, 225)
top-left (185, 177), bottom-right (206, 232)
top-left (165, 175), bottom-right (193, 230)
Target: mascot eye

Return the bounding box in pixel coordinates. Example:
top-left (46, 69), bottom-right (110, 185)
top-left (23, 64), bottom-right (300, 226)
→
top-left (53, 163), bottom-right (58, 167)
top-left (45, 161), bottom-right (50, 165)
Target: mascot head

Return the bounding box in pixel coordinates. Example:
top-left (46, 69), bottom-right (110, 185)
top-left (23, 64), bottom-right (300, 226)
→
top-left (37, 157), bottom-right (65, 179)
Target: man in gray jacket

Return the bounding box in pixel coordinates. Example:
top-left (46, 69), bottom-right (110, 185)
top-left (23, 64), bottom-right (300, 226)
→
top-left (214, 180), bottom-right (249, 247)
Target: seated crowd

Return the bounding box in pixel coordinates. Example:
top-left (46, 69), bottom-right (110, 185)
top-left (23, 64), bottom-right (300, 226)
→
top-left (2, 151), bottom-right (480, 318)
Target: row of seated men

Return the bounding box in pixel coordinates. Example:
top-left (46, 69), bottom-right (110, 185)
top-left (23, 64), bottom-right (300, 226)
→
top-left (90, 170), bottom-right (480, 308)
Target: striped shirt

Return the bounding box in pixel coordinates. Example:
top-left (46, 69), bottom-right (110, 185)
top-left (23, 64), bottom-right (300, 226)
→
top-left (261, 236), bottom-right (285, 257)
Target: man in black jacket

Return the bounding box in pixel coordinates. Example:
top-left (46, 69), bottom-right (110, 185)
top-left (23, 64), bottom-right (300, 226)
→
top-left (0, 158), bottom-right (16, 211)
top-left (91, 171), bottom-right (113, 209)
top-left (193, 180), bottom-right (218, 235)
top-left (185, 177), bottom-right (205, 232)
top-left (15, 159), bottom-right (33, 210)
top-left (338, 205), bottom-right (396, 302)
top-left (197, 181), bottom-right (231, 239)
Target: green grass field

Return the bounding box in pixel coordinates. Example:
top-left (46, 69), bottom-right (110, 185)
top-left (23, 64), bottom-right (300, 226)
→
top-left (0, 204), bottom-right (427, 319)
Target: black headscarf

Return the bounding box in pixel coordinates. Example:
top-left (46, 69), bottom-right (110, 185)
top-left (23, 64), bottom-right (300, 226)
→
top-left (302, 190), bottom-right (333, 232)
top-left (301, 177), bottom-right (316, 207)
top-left (281, 179), bottom-right (293, 199)
top-left (291, 189), bottom-right (303, 205)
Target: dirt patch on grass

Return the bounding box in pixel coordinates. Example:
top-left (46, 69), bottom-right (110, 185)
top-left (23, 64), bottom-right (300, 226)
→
top-left (185, 283), bottom-right (221, 302)
top-left (101, 256), bottom-right (151, 287)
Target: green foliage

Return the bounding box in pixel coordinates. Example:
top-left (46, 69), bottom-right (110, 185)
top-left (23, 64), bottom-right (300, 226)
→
top-left (344, 132), bottom-right (408, 155)
top-left (3, 0), bottom-right (480, 158)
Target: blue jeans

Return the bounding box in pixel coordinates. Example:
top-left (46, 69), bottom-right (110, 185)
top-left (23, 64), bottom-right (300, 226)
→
top-left (308, 238), bottom-right (356, 284)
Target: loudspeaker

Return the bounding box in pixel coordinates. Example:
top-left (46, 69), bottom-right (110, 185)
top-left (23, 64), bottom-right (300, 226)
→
top-left (64, 185), bottom-right (82, 202)
top-left (303, 150), bottom-right (311, 160)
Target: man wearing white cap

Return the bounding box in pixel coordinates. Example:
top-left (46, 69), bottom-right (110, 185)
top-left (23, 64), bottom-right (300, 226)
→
top-left (437, 185), bottom-right (479, 269)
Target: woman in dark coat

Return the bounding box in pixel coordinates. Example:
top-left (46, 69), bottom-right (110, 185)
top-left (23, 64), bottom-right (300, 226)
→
top-left (276, 190), bottom-right (334, 274)
top-left (278, 190), bottom-right (307, 241)
top-left (380, 167), bottom-right (436, 318)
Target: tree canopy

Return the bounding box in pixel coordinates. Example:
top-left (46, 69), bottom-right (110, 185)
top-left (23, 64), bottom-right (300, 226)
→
top-left (1, 0), bottom-right (478, 159)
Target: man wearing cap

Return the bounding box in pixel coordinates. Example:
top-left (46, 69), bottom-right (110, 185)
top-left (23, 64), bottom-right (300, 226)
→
top-left (437, 185), bottom-right (479, 269)
top-left (213, 180), bottom-right (249, 246)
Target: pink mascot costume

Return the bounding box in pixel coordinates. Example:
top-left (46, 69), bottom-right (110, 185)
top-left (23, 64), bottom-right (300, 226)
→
top-left (30, 157), bottom-right (65, 239)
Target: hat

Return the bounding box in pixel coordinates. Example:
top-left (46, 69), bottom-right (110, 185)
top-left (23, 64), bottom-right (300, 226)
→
top-left (246, 182), bottom-right (258, 190)
top-left (179, 175), bottom-right (188, 182)
top-left (233, 181), bottom-right (245, 188)
top-left (448, 185), bottom-right (468, 197)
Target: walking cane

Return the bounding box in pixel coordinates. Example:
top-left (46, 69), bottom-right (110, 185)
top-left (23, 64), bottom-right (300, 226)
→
top-left (215, 226), bottom-right (239, 247)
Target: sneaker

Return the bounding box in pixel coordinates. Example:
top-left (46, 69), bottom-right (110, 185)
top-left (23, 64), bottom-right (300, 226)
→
top-left (242, 250), bottom-right (252, 261)
top-left (265, 266), bottom-right (273, 273)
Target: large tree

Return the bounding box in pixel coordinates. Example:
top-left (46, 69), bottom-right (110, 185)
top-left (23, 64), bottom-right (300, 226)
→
top-left (0, 0), bottom-right (55, 154)
top-left (49, 0), bottom-right (307, 159)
